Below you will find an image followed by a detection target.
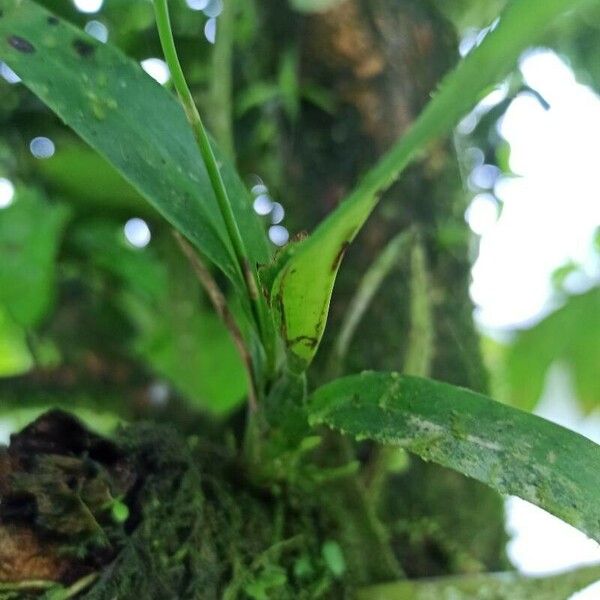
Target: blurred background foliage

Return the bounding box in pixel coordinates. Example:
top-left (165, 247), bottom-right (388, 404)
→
top-left (0, 0), bottom-right (598, 432)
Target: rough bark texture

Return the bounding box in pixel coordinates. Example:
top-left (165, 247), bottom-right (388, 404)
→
top-left (263, 0), bottom-right (508, 578)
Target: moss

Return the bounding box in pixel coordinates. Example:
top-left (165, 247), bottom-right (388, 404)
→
top-left (0, 411), bottom-right (353, 599)
top-left (80, 423), bottom-right (343, 599)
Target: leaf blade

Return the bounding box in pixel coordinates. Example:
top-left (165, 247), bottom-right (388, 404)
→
top-left (0, 0), bottom-right (271, 290)
top-left (308, 373), bottom-right (600, 542)
top-left (506, 287), bottom-right (600, 412)
top-left (0, 188), bottom-right (70, 328)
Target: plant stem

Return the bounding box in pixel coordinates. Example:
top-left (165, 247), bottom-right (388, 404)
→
top-left (363, 235), bottom-right (433, 503)
top-left (152, 0), bottom-right (270, 370)
top-left (320, 436), bottom-right (404, 582)
top-left (64, 572), bottom-right (99, 598)
top-left (175, 232), bottom-right (258, 410)
top-left (327, 230), bottom-right (413, 377)
top-left (402, 237), bottom-right (434, 377)
top-left (209, 0), bottom-right (236, 160)
top-left (153, 0), bottom-right (242, 261)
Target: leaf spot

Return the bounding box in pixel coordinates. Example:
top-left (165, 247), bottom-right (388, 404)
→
top-left (331, 241), bottom-right (350, 272)
top-left (8, 35), bottom-right (35, 54)
top-left (73, 38), bottom-right (95, 58)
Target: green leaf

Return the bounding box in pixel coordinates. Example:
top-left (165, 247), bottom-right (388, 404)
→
top-left (36, 140), bottom-right (150, 216)
top-left (357, 564), bottom-right (600, 600)
top-left (321, 540), bottom-right (346, 578)
top-left (235, 82), bottom-right (281, 118)
top-left (506, 287), bottom-right (600, 412)
top-left (0, 0), bottom-right (270, 293)
top-left (308, 372), bottom-right (600, 542)
top-left (110, 499), bottom-right (130, 524)
top-left (0, 391), bottom-right (126, 435)
top-left (70, 220), bottom-right (168, 303)
top-left (72, 221), bottom-right (248, 414)
top-left (272, 0), bottom-right (594, 371)
top-left (244, 566), bottom-right (288, 600)
top-left (0, 187), bottom-right (70, 327)
top-left (132, 307), bottom-right (248, 415)
top-left (0, 305), bottom-right (33, 377)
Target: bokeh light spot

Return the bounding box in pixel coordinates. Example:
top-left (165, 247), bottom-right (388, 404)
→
top-left (29, 137), bottom-right (55, 159)
top-left (270, 202), bottom-right (285, 225)
top-left (141, 58), bottom-right (170, 85)
top-left (186, 0), bottom-right (209, 9)
top-left (84, 20), bottom-right (109, 43)
top-left (0, 62), bottom-right (21, 84)
top-left (251, 183), bottom-right (268, 196)
top-left (469, 164), bottom-right (500, 191)
top-left (253, 194), bottom-right (273, 216)
top-left (203, 0), bottom-right (223, 17)
top-left (148, 381), bottom-right (170, 408)
top-left (204, 18), bottom-right (217, 44)
top-left (269, 225), bottom-right (289, 246)
top-left (0, 178), bottom-right (15, 209)
top-left (72, 0), bottom-right (104, 14)
top-left (465, 193), bottom-right (499, 235)
top-left (124, 218), bottom-right (151, 248)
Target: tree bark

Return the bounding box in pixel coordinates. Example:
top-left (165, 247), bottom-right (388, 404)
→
top-left (262, 0), bottom-right (508, 578)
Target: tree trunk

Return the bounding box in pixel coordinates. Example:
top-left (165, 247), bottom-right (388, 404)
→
top-left (263, 0), bottom-right (509, 579)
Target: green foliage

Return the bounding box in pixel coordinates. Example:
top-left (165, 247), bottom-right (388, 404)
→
top-left (321, 540), bottom-right (346, 578)
top-left (132, 308), bottom-right (247, 414)
top-left (0, 305), bottom-right (32, 377)
top-left (0, 391), bottom-right (127, 433)
top-left (506, 286), bottom-right (600, 412)
top-left (0, 187), bottom-right (69, 327)
top-left (0, 0), bottom-right (599, 594)
top-left (36, 141), bottom-right (149, 215)
top-left (271, 0), bottom-right (594, 372)
top-left (0, 0), bottom-right (270, 298)
top-left (308, 372), bottom-right (600, 542)
top-left (73, 221), bottom-right (248, 413)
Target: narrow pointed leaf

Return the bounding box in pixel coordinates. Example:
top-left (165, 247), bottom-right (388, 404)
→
top-left (0, 0), bottom-right (270, 291)
top-left (272, 0), bottom-right (594, 371)
top-left (308, 373), bottom-right (600, 542)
